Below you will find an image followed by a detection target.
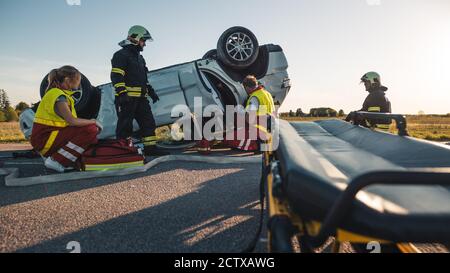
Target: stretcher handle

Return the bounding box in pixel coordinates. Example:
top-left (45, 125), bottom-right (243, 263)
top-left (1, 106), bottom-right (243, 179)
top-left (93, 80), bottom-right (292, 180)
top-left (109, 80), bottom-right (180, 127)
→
top-left (309, 170), bottom-right (450, 247)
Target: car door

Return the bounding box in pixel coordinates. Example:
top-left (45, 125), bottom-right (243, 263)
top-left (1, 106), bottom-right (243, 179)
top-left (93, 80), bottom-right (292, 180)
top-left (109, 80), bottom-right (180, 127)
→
top-left (148, 64), bottom-right (190, 126)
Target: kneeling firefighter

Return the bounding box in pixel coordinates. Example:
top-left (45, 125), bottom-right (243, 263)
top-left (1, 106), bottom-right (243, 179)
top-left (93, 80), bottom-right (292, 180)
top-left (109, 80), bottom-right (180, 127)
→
top-left (111, 25), bottom-right (168, 156)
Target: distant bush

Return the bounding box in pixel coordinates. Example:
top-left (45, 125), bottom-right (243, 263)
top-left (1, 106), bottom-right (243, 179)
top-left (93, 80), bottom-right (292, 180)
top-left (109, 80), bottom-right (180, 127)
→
top-left (0, 111), bottom-right (6, 122)
top-left (0, 90), bottom-right (27, 122)
top-left (281, 107), bottom-right (340, 118)
top-left (296, 108), bottom-right (305, 117)
top-left (0, 89), bottom-right (17, 122)
top-left (310, 107), bottom-right (338, 117)
top-left (5, 106), bottom-right (18, 122)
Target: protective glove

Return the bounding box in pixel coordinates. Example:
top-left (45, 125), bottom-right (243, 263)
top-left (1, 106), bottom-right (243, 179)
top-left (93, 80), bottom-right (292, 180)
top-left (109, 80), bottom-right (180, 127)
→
top-left (151, 94), bottom-right (160, 104)
top-left (345, 111), bottom-right (354, 122)
top-left (147, 84), bottom-right (160, 103)
top-left (345, 111), bottom-right (364, 125)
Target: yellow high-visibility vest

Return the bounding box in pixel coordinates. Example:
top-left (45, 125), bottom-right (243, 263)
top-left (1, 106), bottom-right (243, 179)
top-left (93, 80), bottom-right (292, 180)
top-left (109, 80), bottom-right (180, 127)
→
top-left (34, 88), bottom-right (77, 128)
top-left (245, 88), bottom-right (275, 116)
top-left (245, 88), bottom-right (275, 135)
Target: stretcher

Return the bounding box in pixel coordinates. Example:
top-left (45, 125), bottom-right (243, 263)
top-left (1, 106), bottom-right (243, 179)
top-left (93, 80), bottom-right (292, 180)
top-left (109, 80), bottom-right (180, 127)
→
top-left (261, 114), bottom-right (450, 253)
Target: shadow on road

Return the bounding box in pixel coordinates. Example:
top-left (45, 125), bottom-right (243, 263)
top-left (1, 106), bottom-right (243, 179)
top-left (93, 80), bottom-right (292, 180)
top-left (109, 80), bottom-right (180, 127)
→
top-left (3, 162), bottom-right (265, 253)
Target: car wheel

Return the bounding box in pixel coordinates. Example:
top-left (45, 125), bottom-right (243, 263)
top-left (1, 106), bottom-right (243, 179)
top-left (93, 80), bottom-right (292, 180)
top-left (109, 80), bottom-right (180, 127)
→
top-left (217, 26), bottom-right (259, 69)
top-left (39, 73), bottom-right (98, 119)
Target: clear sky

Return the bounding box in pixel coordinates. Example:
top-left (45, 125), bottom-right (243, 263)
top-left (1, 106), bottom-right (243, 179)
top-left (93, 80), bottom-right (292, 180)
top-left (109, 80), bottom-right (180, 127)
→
top-left (0, 0), bottom-right (449, 114)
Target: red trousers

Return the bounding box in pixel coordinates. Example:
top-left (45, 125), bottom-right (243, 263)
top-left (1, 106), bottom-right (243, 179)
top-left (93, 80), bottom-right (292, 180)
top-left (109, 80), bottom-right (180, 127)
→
top-left (197, 127), bottom-right (267, 153)
top-left (223, 127), bottom-right (260, 151)
top-left (31, 123), bottom-right (99, 167)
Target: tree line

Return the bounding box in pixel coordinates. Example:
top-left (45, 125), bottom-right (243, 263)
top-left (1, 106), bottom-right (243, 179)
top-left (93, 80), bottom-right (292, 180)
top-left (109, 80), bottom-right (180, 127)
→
top-left (0, 89), bottom-right (30, 122)
top-left (280, 108), bottom-right (345, 118)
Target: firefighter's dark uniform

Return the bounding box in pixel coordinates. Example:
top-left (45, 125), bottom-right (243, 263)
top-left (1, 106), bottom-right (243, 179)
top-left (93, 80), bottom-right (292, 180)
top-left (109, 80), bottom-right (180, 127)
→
top-left (360, 86), bottom-right (391, 113)
top-left (111, 44), bottom-right (159, 147)
top-left (359, 86), bottom-right (392, 128)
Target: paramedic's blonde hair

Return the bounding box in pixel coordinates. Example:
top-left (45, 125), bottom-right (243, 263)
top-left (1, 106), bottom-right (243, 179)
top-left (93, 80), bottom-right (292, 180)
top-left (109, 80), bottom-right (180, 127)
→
top-left (46, 66), bottom-right (80, 92)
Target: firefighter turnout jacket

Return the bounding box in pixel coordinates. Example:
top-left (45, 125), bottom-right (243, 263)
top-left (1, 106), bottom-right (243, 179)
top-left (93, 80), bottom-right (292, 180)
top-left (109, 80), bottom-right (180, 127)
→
top-left (111, 44), bottom-right (158, 99)
top-left (110, 44), bottom-right (159, 148)
top-left (360, 86), bottom-right (392, 129)
top-left (361, 86), bottom-right (391, 113)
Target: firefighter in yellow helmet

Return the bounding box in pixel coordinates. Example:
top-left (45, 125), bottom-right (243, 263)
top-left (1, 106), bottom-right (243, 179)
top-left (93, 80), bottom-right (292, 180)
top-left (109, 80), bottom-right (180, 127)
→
top-left (359, 71), bottom-right (391, 113)
top-left (111, 25), bottom-right (168, 156)
top-left (346, 71), bottom-right (392, 129)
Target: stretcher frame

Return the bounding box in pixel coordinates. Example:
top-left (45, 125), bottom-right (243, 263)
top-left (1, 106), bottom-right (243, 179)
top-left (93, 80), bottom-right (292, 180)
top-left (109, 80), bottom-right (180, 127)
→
top-left (262, 129), bottom-right (450, 254)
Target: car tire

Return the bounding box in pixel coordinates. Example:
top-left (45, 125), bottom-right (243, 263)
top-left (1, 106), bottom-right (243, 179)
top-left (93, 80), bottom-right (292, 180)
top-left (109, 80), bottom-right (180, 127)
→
top-left (39, 73), bottom-right (99, 119)
top-left (217, 26), bottom-right (259, 69)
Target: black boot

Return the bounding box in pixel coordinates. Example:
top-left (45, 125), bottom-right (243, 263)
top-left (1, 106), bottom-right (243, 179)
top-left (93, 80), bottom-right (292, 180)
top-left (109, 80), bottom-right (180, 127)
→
top-left (144, 146), bottom-right (170, 157)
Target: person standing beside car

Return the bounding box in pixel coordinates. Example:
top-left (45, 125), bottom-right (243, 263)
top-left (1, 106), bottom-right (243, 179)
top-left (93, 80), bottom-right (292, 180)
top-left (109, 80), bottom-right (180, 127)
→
top-left (31, 66), bottom-right (101, 173)
top-left (111, 25), bottom-right (168, 156)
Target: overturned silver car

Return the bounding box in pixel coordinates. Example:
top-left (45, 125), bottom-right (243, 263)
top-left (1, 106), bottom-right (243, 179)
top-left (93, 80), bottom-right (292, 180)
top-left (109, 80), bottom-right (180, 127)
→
top-left (20, 26), bottom-right (290, 139)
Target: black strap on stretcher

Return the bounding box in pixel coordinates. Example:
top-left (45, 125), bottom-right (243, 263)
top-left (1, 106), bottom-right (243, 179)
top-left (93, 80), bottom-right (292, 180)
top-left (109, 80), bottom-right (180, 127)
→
top-left (241, 156), bottom-right (267, 253)
top-left (242, 117), bottom-right (275, 253)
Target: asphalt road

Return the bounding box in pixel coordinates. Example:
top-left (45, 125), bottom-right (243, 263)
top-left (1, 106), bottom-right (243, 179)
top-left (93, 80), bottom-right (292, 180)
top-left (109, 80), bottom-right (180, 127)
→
top-left (0, 146), bottom-right (448, 253)
top-left (0, 148), bottom-right (266, 253)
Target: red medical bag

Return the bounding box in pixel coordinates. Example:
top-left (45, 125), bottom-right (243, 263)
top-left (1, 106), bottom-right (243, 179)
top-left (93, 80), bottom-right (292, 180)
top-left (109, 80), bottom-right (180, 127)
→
top-left (80, 139), bottom-right (145, 171)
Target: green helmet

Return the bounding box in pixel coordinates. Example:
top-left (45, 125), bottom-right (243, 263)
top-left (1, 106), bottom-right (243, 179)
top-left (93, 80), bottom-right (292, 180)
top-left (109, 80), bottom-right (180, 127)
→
top-left (361, 71), bottom-right (381, 85)
top-left (128, 25), bottom-right (153, 43)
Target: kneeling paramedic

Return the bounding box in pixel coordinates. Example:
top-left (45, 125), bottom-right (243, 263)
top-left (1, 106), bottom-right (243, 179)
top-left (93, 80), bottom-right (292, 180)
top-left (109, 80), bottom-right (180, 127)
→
top-left (197, 75), bottom-right (275, 153)
top-left (233, 75), bottom-right (275, 151)
top-left (31, 66), bottom-right (101, 173)
top-left (111, 25), bottom-right (168, 156)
